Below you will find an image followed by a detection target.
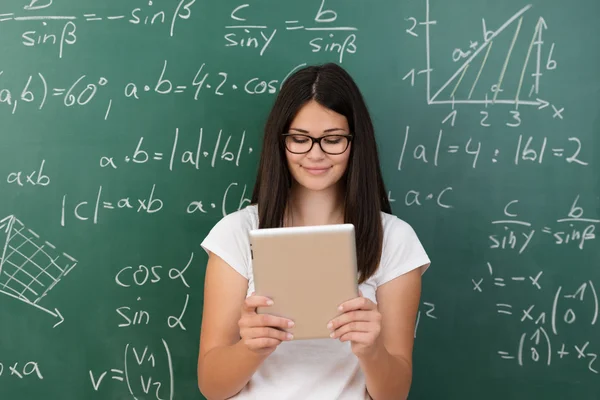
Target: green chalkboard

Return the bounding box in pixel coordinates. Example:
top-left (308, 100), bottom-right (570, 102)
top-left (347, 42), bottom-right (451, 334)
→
top-left (0, 0), bottom-right (599, 399)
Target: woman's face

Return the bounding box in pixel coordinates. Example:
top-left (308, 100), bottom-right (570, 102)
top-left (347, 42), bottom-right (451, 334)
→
top-left (285, 100), bottom-right (351, 193)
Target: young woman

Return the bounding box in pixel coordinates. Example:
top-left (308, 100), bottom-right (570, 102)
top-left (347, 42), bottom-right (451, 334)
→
top-left (198, 63), bottom-right (431, 400)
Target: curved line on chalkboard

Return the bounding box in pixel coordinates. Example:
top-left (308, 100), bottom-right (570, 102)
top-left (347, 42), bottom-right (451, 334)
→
top-left (589, 280), bottom-right (598, 325)
top-left (162, 339), bottom-right (174, 400)
top-left (171, 0), bottom-right (183, 37)
top-left (38, 73), bottom-right (47, 110)
top-left (124, 343), bottom-right (139, 400)
top-left (551, 287), bottom-right (561, 335)
top-left (517, 332), bottom-right (525, 366)
top-left (280, 63), bottom-right (307, 90)
top-left (539, 327), bottom-right (551, 366)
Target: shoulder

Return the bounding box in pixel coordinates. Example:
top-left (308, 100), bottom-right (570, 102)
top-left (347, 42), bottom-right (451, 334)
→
top-left (372, 212), bottom-right (431, 287)
top-left (200, 205), bottom-right (258, 280)
top-left (380, 211), bottom-right (417, 240)
top-left (211, 204), bottom-right (258, 232)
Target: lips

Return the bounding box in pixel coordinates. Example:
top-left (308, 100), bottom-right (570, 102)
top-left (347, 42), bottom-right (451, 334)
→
top-left (302, 166), bottom-right (330, 175)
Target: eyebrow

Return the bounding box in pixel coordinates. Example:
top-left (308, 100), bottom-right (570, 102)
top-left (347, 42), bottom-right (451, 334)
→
top-left (289, 128), bottom-right (347, 133)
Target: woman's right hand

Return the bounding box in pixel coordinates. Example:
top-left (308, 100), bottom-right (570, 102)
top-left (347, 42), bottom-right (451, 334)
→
top-left (238, 293), bottom-right (295, 355)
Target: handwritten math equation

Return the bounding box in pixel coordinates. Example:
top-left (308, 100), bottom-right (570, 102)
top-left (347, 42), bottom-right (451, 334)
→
top-left (59, 181), bottom-right (251, 226)
top-left (0, 0), bottom-right (196, 58)
top-left (492, 275), bottom-right (599, 375)
top-left (99, 128), bottom-right (253, 172)
top-left (488, 197), bottom-right (598, 253)
top-left (397, 127), bottom-right (589, 172)
top-left (0, 61), bottom-right (307, 120)
top-left (0, 0), bottom-right (358, 63)
top-left (89, 340), bottom-right (175, 400)
top-left (472, 197), bottom-right (599, 375)
top-left (85, 252), bottom-right (197, 398)
top-left (223, 1), bottom-right (358, 61)
top-left (0, 359), bottom-right (44, 382)
top-left (114, 252), bottom-right (195, 331)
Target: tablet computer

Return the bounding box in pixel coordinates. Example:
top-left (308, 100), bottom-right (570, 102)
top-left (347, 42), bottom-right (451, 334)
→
top-left (249, 224), bottom-right (359, 340)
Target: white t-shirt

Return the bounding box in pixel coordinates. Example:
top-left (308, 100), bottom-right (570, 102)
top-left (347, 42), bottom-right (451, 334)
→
top-left (200, 204), bottom-right (431, 400)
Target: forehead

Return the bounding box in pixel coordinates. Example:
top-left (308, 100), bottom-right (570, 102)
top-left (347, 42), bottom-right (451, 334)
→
top-left (290, 100), bottom-right (349, 133)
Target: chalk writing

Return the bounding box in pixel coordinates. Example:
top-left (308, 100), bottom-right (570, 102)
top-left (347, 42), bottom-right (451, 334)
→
top-left (99, 128), bottom-right (253, 171)
top-left (488, 197), bottom-right (598, 253)
top-left (0, 62), bottom-right (307, 120)
top-left (89, 340), bottom-right (174, 400)
top-left (397, 127), bottom-right (589, 171)
top-left (224, 1), bottom-right (358, 62)
top-left (414, 301), bottom-right (439, 338)
top-left (0, 1), bottom-right (597, 398)
top-left (6, 159), bottom-right (50, 187)
top-left (0, 360), bottom-right (43, 380)
top-left (0, 215), bottom-right (76, 327)
top-left (1, 0), bottom-right (196, 59)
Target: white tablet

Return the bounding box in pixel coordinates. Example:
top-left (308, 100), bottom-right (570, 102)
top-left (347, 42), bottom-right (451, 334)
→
top-left (249, 224), bottom-right (359, 340)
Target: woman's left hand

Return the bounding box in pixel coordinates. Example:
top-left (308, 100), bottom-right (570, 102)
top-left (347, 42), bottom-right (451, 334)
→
top-left (327, 290), bottom-right (384, 359)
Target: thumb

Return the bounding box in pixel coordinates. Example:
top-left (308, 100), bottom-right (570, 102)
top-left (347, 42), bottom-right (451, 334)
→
top-left (358, 289), bottom-right (363, 297)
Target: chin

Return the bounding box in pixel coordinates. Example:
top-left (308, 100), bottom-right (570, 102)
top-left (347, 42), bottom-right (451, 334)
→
top-left (300, 181), bottom-right (334, 192)
top-left (294, 170), bottom-right (344, 192)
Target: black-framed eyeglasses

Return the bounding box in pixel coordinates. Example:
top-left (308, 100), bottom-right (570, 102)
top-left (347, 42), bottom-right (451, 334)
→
top-left (282, 133), bottom-right (353, 155)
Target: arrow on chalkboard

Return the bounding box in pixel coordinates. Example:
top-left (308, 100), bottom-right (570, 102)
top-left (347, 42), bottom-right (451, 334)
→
top-left (51, 308), bottom-right (64, 328)
top-left (533, 17), bottom-right (548, 95)
top-left (0, 215), bottom-right (15, 233)
top-left (0, 287), bottom-right (65, 327)
top-left (536, 98), bottom-right (549, 109)
top-left (40, 307), bottom-right (64, 328)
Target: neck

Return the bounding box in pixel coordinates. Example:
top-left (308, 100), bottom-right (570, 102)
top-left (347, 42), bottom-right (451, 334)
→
top-left (286, 182), bottom-right (345, 227)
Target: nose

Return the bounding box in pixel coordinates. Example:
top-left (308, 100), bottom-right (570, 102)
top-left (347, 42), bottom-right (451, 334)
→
top-left (306, 140), bottom-right (326, 160)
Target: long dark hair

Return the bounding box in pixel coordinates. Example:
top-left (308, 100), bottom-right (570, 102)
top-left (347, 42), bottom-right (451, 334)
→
top-left (250, 63), bottom-right (391, 284)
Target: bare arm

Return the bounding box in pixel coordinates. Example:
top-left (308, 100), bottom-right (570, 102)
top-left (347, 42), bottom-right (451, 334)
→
top-left (361, 267), bottom-right (424, 400)
top-left (197, 252), bottom-right (260, 399)
top-left (197, 252), bottom-right (292, 400)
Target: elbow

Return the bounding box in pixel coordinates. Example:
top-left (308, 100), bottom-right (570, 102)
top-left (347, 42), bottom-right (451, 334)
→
top-left (395, 355), bottom-right (413, 400)
top-left (197, 362), bottom-right (209, 399)
top-left (376, 355), bottom-right (412, 400)
top-left (198, 378), bottom-right (224, 400)
top-left (198, 361), bottom-right (240, 400)
top-left (197, 366), bottom-right (220, 400)
top-left (197, 357), bottom-right (218, 400)
top-left (198, 384), bottom-right (240, 400)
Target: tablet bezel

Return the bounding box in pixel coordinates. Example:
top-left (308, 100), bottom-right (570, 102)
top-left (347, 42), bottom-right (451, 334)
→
top-left (249, 223), bottom-right (359, 340)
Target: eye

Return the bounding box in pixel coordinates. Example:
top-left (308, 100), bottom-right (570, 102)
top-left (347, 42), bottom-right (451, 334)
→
top-left (291, 135), bottom-right (309, 143)
top-left (323, 136), bottom-right (343, 145)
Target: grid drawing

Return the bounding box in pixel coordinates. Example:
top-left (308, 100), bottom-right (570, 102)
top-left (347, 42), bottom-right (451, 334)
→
top-left (0, 215), bottom-right (78, 317)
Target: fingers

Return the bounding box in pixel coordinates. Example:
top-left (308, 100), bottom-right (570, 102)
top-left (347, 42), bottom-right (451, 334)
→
top-left (243, 337), bottom-right (284, 351)
top-left (329, 321), bottom-right (374, 339)
top-left (239, 294), bottom-right (295, 353)
top-left (338, 295), bottom-right (375, 312)
top-left (243, 294), bottom-right (274, 312)
top-left (327, 310), bottom-right (374, 331)
top-left (242, 326), bottom-right (294, 343)
top-left (242, 294), bottom-right (294, 327)
top-left (239, 318), bottom-right (294, 352)
top-left (240, 313), bottom-right (294, 330)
